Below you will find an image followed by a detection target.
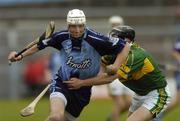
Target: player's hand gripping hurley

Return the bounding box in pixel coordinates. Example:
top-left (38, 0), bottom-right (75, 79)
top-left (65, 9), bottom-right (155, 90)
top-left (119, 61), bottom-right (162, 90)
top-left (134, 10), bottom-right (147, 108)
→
top-left (20, 84), bottom-right (51, 117)
top-left (8, 21), bottom-right (55, 65)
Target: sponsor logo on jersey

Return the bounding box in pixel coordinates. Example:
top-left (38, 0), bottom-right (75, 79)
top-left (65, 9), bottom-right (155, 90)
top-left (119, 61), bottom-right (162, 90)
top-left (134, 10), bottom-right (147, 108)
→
top-left (66, 56), bottom-right (91, 69)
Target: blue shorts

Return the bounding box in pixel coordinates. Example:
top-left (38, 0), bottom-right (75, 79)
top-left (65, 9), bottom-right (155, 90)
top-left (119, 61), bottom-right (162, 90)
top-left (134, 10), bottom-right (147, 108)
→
top-left (50, 75), bottom-right (91, 117)
top-left (174, 71), bottom-right (180, 89)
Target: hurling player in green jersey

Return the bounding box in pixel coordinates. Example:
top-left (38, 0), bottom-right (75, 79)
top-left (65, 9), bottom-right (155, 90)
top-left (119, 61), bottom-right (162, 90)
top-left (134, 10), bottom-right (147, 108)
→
top-left (64, 25), bottom-right (171, 121)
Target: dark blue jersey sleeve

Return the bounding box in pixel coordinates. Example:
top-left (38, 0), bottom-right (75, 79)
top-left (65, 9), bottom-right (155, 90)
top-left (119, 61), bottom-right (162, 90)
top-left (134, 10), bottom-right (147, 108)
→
top-left (37, 31), bottom-right (69, 50)
top-left (85, 28), bottom-right (126, 56)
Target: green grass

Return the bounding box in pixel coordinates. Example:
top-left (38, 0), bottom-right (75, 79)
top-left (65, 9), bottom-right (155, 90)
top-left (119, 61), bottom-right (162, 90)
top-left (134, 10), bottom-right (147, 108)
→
top-left (0, 98), bottom-right (49, 121)
top-left (0, 98), bottom-right (180, 121)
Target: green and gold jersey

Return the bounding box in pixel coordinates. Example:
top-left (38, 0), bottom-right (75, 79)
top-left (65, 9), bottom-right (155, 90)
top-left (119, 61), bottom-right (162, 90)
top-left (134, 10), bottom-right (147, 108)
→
top-left (101, 43), bottom-right (167, 95)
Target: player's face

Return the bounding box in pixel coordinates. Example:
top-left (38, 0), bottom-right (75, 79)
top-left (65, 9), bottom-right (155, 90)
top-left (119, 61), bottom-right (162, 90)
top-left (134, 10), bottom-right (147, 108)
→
top-left (68, 24), bottom-right (85, 38)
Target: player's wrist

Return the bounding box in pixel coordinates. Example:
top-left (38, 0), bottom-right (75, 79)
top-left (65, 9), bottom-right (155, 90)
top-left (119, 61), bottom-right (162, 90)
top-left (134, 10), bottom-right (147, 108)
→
top-left (20, 54), bottom-right (23, 60)
top-left (80, 80), bottom-right (85, 87)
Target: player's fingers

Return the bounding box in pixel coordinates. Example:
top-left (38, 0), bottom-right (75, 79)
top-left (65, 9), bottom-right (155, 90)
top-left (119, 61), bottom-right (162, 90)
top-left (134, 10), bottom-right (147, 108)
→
top-left (66, 84), bottom-right (75, 89)
top-left (8, 51), bottom-right (17, 60)
top-left (8, 53), bottom-right (18, 62)
top-left (15, 55), bottom-right (23, 61)
top-left (8, 51), bottom-right (23, 62)
top-left (63, 81), bottom-right (75, 88)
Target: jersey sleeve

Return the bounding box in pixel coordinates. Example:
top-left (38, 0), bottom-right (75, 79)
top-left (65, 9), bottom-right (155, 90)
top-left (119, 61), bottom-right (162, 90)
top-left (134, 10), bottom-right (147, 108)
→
top-left (37, 32), bottom-right (63, 50)
top-left (85, 29), bottom-right (126, 56)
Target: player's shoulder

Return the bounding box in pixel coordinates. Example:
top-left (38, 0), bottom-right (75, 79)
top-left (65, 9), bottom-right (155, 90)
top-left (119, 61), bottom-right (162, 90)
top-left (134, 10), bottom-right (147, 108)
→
top-left (130, 45), bottom-right (147, 59)
top-left (53, 30), bottom-right (69, 37)
top-left (52, 29), bottom-right (69, 40)
top-left (86, 27), bottom-right (109, 41)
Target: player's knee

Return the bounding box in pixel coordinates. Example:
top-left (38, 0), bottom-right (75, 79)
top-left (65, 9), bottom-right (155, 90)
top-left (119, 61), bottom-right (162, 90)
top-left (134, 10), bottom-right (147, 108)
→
top-left (49, 114), bottom-right (62, 121)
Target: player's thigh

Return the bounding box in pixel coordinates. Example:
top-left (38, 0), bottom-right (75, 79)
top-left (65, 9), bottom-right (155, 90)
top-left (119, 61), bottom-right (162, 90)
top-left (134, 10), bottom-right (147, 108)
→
top-left (113, 95), bottom-right (127, 108)
top-left (108, 79), bottom-right (125, 95)
top-left (126, 106), bottom-right (153, 121)
top-left (124, 94), bottom-right (133, 104)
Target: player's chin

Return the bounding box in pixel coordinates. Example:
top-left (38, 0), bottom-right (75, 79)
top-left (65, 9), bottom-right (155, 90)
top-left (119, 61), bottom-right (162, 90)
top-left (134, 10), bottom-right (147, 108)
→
top-left (72, 34), bottom-right (83, 38)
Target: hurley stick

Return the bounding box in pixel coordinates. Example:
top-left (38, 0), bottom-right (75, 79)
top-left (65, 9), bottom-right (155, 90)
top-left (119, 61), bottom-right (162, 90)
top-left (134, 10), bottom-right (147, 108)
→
top-left (20, 84), bottom-right (51, 117)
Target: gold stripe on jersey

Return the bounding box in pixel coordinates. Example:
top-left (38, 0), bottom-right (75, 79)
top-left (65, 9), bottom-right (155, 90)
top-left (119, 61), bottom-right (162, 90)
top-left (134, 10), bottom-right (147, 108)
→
top-left (117, 57), bottom-right (154, 80)
top-left (132, 58), bottom-right (154, 80)
top-left (120, 64), bottom-right (131, 73)
top-left (117, 68), bottom-right (128, 80)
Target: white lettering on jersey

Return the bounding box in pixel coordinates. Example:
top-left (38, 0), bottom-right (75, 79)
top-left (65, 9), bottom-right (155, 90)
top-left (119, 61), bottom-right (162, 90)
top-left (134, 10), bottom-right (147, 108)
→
top-left (66, 56), bottom-right (92, 69)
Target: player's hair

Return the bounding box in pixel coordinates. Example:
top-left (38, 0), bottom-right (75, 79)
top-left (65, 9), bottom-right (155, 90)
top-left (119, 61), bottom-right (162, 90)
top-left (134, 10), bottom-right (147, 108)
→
top-left (67, 9), bottom-right (86, 25)
top-left (109, 25), bottom-right (135, 42)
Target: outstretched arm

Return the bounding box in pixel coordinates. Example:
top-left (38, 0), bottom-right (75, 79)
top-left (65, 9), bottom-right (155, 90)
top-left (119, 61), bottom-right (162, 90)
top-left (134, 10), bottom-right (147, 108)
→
top-left (8, 21), bottom-right (55, 64)
top-left (64, 73), bottom-right (119, 90)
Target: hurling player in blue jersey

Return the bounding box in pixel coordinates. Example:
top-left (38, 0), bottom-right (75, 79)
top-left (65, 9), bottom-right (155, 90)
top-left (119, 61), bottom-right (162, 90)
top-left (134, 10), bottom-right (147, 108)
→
top-left (8, 9), bottom-right (130, 121)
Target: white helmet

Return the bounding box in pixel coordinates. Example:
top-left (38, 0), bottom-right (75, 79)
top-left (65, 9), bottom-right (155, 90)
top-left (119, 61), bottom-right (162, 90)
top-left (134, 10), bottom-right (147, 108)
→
top-left (109, 15), bottom-right (124, 26)
top-left (67, 9), bottom-right (86, 25)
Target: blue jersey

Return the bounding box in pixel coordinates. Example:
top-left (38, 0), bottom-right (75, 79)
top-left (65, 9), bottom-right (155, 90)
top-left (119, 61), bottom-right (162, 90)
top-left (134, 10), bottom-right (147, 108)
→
top-left (38, 27), bottom-right (126, 82)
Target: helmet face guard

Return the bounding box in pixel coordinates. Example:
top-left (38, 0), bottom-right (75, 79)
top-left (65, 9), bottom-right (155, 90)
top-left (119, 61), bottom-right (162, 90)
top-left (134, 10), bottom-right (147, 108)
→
top-left (109, 29), bottom-right (125, 40)
top-left (109, 25), bottom-right (135, 42)
top-left (67, 9), bottom-right (86, 25)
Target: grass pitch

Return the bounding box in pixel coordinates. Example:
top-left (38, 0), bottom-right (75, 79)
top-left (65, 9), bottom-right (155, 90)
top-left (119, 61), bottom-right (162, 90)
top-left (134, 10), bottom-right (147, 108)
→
top-left (0, 98), bottom-right (180, 121)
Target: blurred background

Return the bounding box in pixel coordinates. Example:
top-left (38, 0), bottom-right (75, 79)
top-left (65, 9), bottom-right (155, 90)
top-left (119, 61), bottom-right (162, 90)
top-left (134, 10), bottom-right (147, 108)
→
top-left (1, 0), bottom-right (180, 121)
